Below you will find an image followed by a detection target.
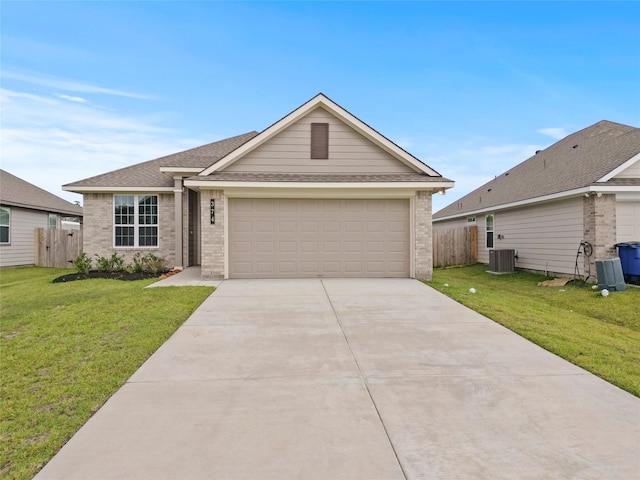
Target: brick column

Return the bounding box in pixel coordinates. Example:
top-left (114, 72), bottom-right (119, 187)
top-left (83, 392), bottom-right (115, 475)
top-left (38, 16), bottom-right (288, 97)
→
top-left (414, 191), bottom-right (433, 280)
top-left (200, 189), bottom-right (225, 280)
top-left (583, 193), bottom-right (617, 276)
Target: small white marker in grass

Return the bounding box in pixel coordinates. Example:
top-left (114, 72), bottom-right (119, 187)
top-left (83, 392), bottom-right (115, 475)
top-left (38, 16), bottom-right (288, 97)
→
top-left (469, 288), bottom-right (476, 294)
top-left (601, 289), bottom-right (610, 297)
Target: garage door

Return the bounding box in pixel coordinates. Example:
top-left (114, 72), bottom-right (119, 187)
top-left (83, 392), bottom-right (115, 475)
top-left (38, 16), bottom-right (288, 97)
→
top-left (228, 198), bottom-right (410, 278)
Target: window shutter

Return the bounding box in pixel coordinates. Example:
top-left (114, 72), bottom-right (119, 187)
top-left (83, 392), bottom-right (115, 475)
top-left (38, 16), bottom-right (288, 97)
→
top-left (310, 123), bottom-right (329, 159)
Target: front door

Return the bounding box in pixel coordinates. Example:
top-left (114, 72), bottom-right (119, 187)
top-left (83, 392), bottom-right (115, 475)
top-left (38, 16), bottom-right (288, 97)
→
top-left (188, 189), bottom-right (200, 266)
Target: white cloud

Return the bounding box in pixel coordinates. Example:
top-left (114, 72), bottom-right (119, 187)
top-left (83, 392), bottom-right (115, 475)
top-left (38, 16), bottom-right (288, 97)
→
top-left (0, 88), bottom-right (209, 204)
top-left (537, 127), bottom-right (568, 140)
top-left (54, 93), bottom-right (88, 103)
top-left (2, 69), bottom-right (153, 99)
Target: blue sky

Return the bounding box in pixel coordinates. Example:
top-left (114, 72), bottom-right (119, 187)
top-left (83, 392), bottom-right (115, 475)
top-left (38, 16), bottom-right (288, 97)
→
top-left (2, 1), bottom-right (639, 212)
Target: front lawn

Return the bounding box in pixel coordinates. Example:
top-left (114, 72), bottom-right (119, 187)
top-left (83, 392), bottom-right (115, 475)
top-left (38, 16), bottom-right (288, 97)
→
top-left (0, 267), bottom-right (214, 480)
top-left (427, 264), bottom-right (640, 397)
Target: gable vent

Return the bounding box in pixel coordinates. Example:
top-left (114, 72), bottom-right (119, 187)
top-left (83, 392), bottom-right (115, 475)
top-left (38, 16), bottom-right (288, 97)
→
top-left (311, 123), bottom-right (329, 159)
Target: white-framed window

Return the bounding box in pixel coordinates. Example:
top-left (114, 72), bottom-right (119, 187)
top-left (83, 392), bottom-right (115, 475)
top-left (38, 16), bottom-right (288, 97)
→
top-left (0, 207), bottom-right (10, 244)
top-left (467, 216), bottom-right (476, 225)
top-left (114, 195), bottom-right (158, 247)
top-left (48, 213), bottom-right (58, 229)
top-left (485, 214), bottom-right (494, 249)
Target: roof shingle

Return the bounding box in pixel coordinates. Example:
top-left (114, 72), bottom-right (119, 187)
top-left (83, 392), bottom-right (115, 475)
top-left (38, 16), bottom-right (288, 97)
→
top-left (64, 132), bottom-right (259, 190)
top-left (1, 170), bottom-right (83, 216)
top-left (434, 120), bottom-right (640, 219)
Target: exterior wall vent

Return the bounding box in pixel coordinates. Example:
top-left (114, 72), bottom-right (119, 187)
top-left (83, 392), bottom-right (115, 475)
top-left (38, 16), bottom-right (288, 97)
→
top-left (489, 249), bottom-right (516, 273)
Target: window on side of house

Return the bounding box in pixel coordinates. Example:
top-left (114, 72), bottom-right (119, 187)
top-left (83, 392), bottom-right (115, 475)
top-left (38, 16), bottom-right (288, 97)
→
top-left (310, 123), bottom-right (329, 159)
top-left (48, 213), bottom-right (58, 229)
top-left (485, 214), bottom-right (494, 249)
top-left (114, 195), bottom-right (158, 247)
top-left (0, 207), bottom-right (10, 244)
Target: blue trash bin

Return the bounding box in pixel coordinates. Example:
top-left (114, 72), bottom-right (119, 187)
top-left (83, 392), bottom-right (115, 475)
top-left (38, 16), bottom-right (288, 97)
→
top-left (614, 242), bottom-right (640, 279)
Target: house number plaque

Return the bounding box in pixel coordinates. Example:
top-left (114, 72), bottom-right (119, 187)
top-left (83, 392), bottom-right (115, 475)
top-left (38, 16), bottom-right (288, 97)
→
top-left (210, 199), bottom-right (215, 224)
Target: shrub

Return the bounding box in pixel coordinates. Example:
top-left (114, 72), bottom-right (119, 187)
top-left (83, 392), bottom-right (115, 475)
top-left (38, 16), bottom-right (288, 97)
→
top-left (127, 252), bottom-right (145, 273)
top-left (72, 253), bottom-right (92, 275)
top-left (141, 253), bottom-right (166, 274)
top-left (95, 253), bottom-right (125, 272)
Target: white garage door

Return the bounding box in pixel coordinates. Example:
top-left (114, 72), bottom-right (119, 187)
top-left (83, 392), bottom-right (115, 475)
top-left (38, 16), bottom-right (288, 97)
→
top-left (228, 198), bottom-right (410, 278)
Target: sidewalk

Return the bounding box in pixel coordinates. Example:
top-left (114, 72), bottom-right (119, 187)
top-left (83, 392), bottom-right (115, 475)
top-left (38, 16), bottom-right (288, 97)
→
top-left (145, 267), bottom-right (221, 288)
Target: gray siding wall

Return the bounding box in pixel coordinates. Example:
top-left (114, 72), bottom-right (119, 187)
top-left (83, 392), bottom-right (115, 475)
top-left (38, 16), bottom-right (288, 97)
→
top-left (0, 207), bottom-right (48, 267)
top-left (616, 199), bottom-right (640, 242)
top-left (614, 161), bottom-right (640, 179)
top-left (433, 217), bottom-right (468, 231)
top-left (225, 108), bottom-right (416, 174)
top-left (478, 197), bottom-right (584, 275)
top-left (82, 193), bottom-right (176, 267)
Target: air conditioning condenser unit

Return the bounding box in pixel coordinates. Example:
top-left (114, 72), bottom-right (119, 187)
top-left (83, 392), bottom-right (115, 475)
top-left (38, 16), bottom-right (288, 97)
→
top-left (489, 249), bottom-right (516, 273)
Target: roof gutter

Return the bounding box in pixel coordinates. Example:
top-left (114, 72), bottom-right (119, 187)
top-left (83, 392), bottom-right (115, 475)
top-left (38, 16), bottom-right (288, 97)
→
top-left (433, 184), bottom-right (639, 222)
top-left (184, 179), bottom-right (455, 190)
top-left (62, 186), bottom-right (175, 194)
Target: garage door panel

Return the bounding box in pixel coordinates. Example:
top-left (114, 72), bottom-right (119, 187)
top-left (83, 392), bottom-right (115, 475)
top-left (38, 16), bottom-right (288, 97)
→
top-left (229, 199), bottom-right (409, 278)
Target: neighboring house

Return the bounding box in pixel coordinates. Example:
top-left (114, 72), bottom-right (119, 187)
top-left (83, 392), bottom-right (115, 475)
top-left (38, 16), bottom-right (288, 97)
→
top-left (63, 94), bottom-right (454, 280)
top-left (0, 170), bottom-right (83, 267)
top-left (433, 120), bottom-right (640, 278)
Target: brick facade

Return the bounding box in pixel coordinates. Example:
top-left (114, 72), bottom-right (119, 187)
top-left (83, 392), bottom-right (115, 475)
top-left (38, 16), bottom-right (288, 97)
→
top-left (82, 192), bottom-right (175, 267)
top-left (200, 189), bottom-right (225, 280)
top-left (414, 190), bottom-right (433, 280)
top-left (583, 193), bottom-right (617, 276)
top-left (83, 189), bottom-right (435, 280)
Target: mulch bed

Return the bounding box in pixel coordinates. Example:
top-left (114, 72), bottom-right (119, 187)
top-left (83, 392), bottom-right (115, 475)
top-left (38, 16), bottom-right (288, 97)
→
top-left (53, 270), bottom-right (168, 283)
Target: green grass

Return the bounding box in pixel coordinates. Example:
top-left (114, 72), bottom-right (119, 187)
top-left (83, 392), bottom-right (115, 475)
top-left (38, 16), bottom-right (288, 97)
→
top-left (0, 267), bottom-right (214, 480)
top-left (427, 264), bottom-right (640, 397)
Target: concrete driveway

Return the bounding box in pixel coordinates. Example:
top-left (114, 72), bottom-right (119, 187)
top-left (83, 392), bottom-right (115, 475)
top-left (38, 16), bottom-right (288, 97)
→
top-left (36, 278), bottom-right (639, 479)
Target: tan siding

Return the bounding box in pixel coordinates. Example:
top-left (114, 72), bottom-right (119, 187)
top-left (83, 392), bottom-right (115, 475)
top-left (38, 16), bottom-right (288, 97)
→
top-left (614, 161), bottom-right (640, 179)
top-left (0, 208), bottom-right (48, 267)
top-left (224, 108), bottom-right (416, 174)
top-left (482, 198), bottom-right (584, 275)
top-left (616, 201), bottom-right (640, 242)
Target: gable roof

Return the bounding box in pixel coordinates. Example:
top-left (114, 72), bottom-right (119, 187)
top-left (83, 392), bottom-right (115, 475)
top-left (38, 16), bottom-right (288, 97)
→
top-left (63, 94), bottom-right (453, 193)
top-left (200, 93), bottom-right (443, 178)
top-left (1, 170), bottom-right (83, 216)
top-left (63, 132), bottom-right (258, 192)
top-left (434, 120), bottom-right (640, 220)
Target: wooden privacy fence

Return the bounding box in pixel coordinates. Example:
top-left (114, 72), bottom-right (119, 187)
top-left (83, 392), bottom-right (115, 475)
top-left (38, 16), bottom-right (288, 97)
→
top-left (35, 228), bottom-right (83, 268)
top-left (433, 225), bottom-right (477, 267)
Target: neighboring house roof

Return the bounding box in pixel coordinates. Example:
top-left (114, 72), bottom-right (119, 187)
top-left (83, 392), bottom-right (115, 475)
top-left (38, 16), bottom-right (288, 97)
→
top-left (0, 169), bottom-right (83, 216)
top-left (64, 132), bottom-right (259, 191)
top-left (434, 120), bottom-right (640, 220)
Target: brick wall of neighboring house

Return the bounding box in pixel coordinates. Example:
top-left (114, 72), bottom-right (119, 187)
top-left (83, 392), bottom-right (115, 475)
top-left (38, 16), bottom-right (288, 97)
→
top-left (200, 189), bottom-right (225, 280)
top-left (583, 193), bottom-right (617, 276)
top-left (82, 192), bottom-right (175, 267)
top-left (414, 190), bottom-right (433, 280)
